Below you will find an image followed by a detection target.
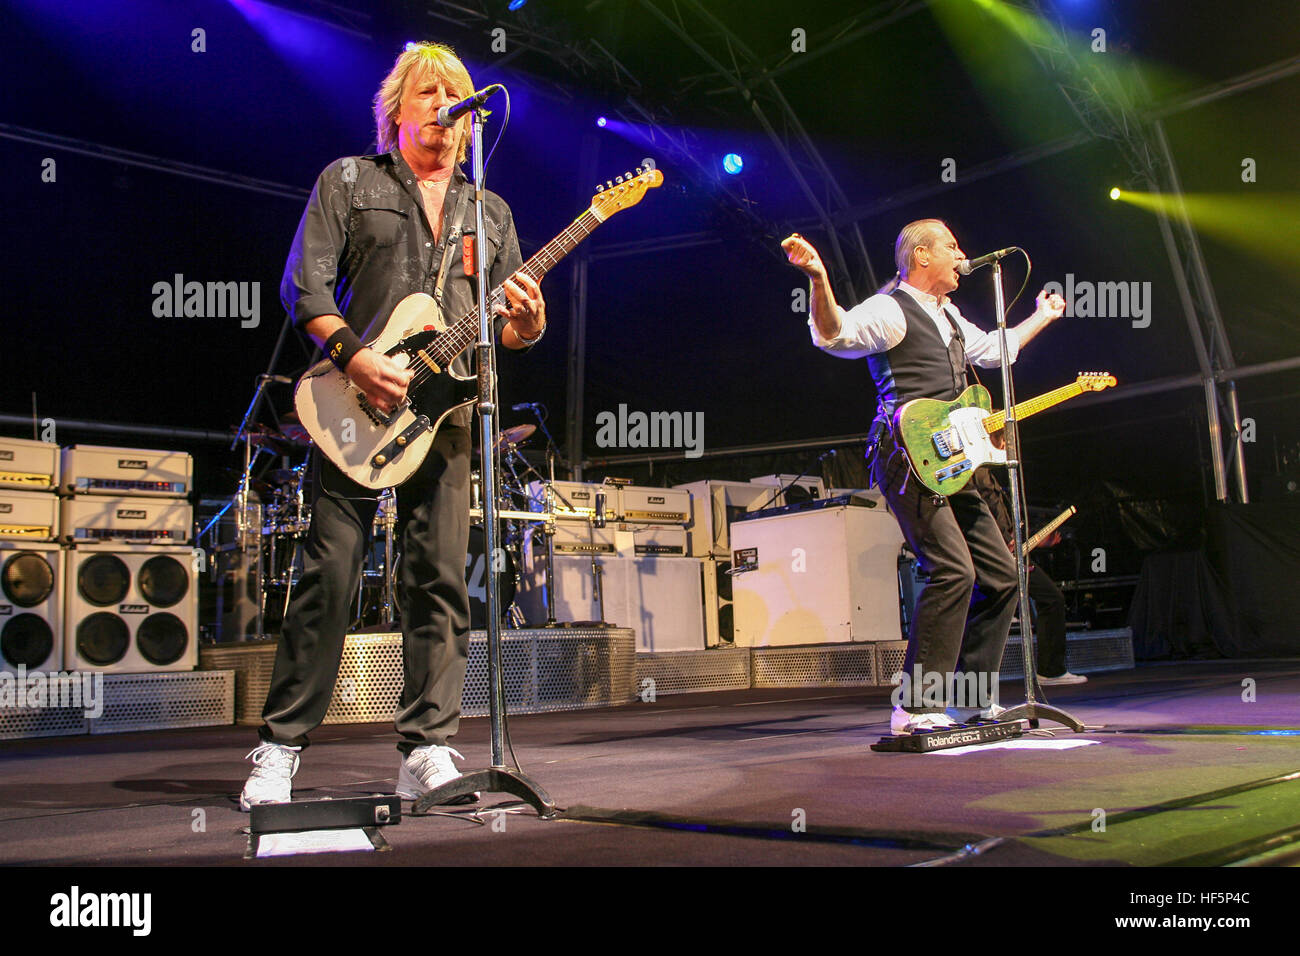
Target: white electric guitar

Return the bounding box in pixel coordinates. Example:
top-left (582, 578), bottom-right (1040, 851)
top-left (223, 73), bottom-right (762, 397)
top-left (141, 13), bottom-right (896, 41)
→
top-left (295, 166), bottom-right (663, 489)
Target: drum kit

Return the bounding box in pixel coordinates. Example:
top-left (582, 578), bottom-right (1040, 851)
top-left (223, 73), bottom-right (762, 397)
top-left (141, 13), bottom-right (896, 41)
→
top-left (203, 395), bottom-right (575, 638)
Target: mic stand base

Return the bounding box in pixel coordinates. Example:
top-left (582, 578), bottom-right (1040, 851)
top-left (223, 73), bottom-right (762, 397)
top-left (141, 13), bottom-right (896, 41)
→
top-left (411, 767), bottom-right (556, 819)
top-left (996, 701), bottom-right (1085, 732)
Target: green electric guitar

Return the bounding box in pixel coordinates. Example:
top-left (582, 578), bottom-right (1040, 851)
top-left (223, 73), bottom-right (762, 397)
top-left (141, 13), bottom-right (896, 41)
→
top-left (897, 372), bottom-right (1116, 495)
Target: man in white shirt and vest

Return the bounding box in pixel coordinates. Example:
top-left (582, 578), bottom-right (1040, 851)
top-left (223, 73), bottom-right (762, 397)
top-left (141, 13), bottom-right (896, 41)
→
top-left (782, 221), bottom-right (1065, 734)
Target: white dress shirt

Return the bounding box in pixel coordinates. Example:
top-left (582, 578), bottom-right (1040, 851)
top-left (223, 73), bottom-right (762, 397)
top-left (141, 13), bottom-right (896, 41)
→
top-left (809, 281), bottom-right (1020, 368)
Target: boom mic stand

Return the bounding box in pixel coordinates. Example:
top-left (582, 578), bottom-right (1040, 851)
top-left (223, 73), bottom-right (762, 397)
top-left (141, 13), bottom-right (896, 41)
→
top-left (412, 101), bottom-right (555, 817)
top-left (986, 258), bottom-right (1082, 732)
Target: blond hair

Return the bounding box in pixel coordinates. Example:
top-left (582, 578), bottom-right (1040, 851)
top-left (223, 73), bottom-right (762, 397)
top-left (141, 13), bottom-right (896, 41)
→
top-left (373, 42), bottom-right (474, 160)
top-left (877, 218), bottom-right (949, 294)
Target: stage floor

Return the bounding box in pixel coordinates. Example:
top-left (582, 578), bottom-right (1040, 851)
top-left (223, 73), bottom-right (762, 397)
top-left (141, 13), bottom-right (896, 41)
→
top-left (1, 660), bottom-right (1297, 867)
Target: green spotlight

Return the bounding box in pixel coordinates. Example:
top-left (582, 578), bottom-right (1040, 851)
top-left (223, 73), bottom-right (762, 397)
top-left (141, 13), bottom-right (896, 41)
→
top-left (1109, 187), bottom-right (1122, 201)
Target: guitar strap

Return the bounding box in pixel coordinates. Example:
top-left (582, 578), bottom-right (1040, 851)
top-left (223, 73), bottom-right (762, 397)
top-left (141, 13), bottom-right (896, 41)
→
top-left (433, 185), bottom-right (473, 310)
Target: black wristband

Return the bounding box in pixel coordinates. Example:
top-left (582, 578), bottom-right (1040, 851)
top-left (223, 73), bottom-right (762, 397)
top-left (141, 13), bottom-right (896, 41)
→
top-left (325, 326), bottom-right (364, 372)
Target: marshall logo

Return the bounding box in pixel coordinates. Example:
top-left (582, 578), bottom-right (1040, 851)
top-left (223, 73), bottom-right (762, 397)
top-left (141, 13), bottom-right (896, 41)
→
top-left (118, 459), bottom-right (148, 470)
top-left (0, 504), bottom-right (11, 513)
top-left (0, 607), bottom-right (12, 616)
top-left (648, 496), bottom-right (665, 504)
top-left (0, 451), bottom-right (13, 460)
top-left (572, 491), bottom-right (591, 500)
top-left (116, 509), bottom-right (147, 519)
top-left (120, 604), bottom-right (149, 614)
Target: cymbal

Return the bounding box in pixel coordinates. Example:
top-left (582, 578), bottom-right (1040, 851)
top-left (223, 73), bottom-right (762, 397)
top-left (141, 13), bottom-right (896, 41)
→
top-left (497, 423), bottom-right (536, 449)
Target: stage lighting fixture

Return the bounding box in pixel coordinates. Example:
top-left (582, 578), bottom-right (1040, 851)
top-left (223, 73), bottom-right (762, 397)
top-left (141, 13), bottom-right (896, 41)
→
top-left (1110, 187), bottom-right (1122, 200)
top-left (723, 153), bottom-right (744, 175)
top-left (405, 41), bottom-right (417, 52)
top-left (509, 0), bottom-right (528, 9)
top-left (596, 116), bottom-right (607, 128)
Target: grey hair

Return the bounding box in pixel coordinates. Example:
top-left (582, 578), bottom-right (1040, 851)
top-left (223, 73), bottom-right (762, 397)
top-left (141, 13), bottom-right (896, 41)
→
top-left (373, 42), bottom-right (474, 158)
top-left (877, 218), bottom-right (948, 293)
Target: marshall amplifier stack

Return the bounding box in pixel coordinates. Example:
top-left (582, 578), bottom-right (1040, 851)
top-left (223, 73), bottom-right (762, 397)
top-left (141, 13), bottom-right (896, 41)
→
top-left (57, 445), bottom-right (198, 673)
top-left (0, 437), bottom-right (63, 675)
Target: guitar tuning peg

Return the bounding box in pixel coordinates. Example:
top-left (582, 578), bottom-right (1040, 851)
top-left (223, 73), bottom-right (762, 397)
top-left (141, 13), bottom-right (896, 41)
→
top-left (615, 175), bottom-right (624, 184)
top-left (595, 184), bottom-right (604, 192)
top-left (624, 171), bottom-right (632, 179)
top-left (606, 180), bottom-right (613, 189)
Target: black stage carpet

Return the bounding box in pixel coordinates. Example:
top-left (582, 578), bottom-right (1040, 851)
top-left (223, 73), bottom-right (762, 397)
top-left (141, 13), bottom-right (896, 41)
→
top-left (2, 661), bottom-right (1298, 868)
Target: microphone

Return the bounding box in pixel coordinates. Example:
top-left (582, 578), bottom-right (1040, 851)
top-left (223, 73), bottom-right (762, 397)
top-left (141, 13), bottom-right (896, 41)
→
top-left (512, 402), bottom-right (539, 412)
top-left (436, 85), bottom-right (504, 128)
top-left (957, 247), bottom-right (1019, 275)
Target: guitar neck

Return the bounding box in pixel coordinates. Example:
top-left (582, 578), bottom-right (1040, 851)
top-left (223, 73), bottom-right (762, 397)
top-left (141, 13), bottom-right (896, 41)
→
top-left (984, 382), bottom-right (1086, 434)
top-left (431, 208), bottom-right (603, 364)
top-left (1023, 505), bottom-right (1076, 555)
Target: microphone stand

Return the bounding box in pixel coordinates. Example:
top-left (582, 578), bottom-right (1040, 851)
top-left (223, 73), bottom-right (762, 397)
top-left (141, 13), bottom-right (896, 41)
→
top-left (755, 450), bottom-right (831, 511)
top-left (412, 103), bottom-right (555, 817)
top-left (986, 260), bottom-right (1082, 732)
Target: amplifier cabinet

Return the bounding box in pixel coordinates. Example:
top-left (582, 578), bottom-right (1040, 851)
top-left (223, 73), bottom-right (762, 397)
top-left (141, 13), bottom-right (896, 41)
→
top-left (748, 474), bottom-right (827, 508)
top-left (527, 480), bottom-right (611, 520)
top-left (0, 436), bottom-right (60, 493)
top-left (64, 544), bottom-right (199, 673)
top-left (617, 486), bottom-right (691, 524)
top-left (0, 542), bottom-right (63, 674)
top-left (60, 495), bottom-right (192, 546)
top-left (60, 445), bottom-right (192, 498)
top-left (673, 480), bottom-right (770, 556)
top-left (0, 489), bottom-right (60, 542)
top-left (731, 505), bottom-right (904, 646)
top-left (517, 550), bottom-right (705, 652)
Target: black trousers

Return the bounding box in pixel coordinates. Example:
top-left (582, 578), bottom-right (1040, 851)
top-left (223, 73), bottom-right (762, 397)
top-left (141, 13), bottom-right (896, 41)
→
top-left (1026, 565), bottom-right (1068, 677)
top-left (872, 434), bottom-right (1019, 712)
top-left (259, 425), bottom-right (472, 755)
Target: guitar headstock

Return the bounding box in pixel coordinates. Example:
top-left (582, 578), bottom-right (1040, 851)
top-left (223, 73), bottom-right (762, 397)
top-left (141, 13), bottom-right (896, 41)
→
top-left (590, 165), bottom-right (664, 217)
top-left (1075, 371), bottom-right (1117, 391)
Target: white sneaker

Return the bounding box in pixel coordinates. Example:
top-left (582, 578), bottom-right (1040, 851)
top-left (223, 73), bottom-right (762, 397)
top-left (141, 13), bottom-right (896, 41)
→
top-left (890, 706), bottom-right (959, 735)
top-left (239, 741), bottom-right (301, 812)
top-left (1038, 671), bottom-right (1088, 686)
top-left (397, 745), bottom-right (479, 803)
top-left (947, 703), bottom-right (1008, 723)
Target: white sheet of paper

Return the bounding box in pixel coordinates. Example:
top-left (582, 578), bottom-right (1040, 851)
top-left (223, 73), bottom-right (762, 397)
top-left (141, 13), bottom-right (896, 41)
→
top-left (928, 739), bottom-right (1101, 756)
top-left (256, 828), bottom-right (375, 857)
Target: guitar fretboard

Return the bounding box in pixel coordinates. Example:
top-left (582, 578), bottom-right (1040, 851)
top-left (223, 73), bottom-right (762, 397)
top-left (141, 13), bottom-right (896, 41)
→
top-left (983, 382), bottom-right (1085, 434)
top-left (427, 208), bottom-right (603, 368)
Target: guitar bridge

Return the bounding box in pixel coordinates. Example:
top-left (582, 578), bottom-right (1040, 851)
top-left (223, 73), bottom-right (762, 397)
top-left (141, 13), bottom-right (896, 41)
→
top-left (932, 428), bottom-right (963, 459)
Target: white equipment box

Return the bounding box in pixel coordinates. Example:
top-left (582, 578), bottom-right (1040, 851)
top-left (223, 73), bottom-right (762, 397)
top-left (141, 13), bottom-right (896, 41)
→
top-left (60, 495), bottom-right (192, 545)
top-left (61, 445), bottom-right (192, 497)
top-left (0, 489), bottom-right (60, 542)
top-left (673, 479), bottom-right (771, 556)
top-left (748, 474), bottom-right (827, 508)
top-left (730, 505), bottom-right (904, 646)
top-left (0, 436), bottom-right (60, 492)
top-left (517, 549), bottom-right (705, 652)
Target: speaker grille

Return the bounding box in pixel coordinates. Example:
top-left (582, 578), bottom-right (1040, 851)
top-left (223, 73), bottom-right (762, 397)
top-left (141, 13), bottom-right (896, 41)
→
top-left (78, 554), bottom-right (130, 607)
top-left (77, 611), bottom-right (130, 665)
top-left (1, 614), bottom-right (54, 668)
top-left (2, 553), bottom-right (54, 607)
top-left (138, 555), bottom-right (189, 607)
top-left (136, 612), bottom-right (189, 666)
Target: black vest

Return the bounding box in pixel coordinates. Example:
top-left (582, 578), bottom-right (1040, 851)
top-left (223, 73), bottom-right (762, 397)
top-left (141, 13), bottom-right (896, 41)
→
top-left (866, 288), bottom-right (968, 423)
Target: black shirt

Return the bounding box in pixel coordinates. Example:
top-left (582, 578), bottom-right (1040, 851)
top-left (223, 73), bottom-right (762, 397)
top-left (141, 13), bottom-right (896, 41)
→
top-left (280, 150), bottom-right (523, 427)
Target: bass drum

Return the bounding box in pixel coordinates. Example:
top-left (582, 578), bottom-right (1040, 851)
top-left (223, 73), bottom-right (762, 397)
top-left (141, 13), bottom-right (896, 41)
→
top-left (465, 524), bottom-right (517, 628)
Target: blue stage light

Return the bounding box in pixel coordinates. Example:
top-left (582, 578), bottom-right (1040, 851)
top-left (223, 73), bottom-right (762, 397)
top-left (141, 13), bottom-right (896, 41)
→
top-left (405, 41), bottom-right (417, 52)
top-left (596, 116), bottom-right (607, 128)
top-left (722, 153), bottom-right (744, 175)
top-left (509, 0), bottom-right (528, 9)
